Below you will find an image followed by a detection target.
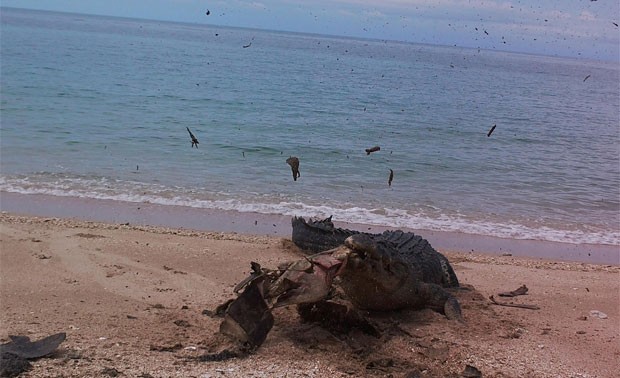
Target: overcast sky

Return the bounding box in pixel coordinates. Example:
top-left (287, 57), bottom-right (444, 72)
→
top-left (3, 0), bottom-right (619, 61)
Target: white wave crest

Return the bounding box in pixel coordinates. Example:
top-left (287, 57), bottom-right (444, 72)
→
top-left (1, 175), bottom-right (618, 246)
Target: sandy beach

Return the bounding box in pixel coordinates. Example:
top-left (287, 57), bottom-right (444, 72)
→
top-left (2, 5), bottom-right (619, 377)
top-left (1, 211), bottom-right (619, 377)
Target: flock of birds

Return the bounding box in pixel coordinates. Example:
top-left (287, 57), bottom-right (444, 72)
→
top-left (192, 7), bottom-right (596, 188)
top-left (185, 123), bottom-right (500, 188)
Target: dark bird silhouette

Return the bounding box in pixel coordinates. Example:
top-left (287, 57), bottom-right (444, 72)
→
top-left (365, 146), bottom-right (380, 155)
top-left (583, 74), bottom-right (591, 82)
top-left (186, 127), bottom-right (199, 148)
top-left (286, 156), bottom-right (300, 181)
top-left (243, 36), bottom-right (255, 49)
top-left (388, 169), bottom-right (394, 187)
top-left (613, 22), bottom-right (618, 27)
top-left (205, 10), bottom-right (211, 16)
top-left (487, 124), bottom-right (497, 137)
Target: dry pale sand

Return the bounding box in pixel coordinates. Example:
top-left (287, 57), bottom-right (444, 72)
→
top-left (0, 213), bottom-right (618, 377)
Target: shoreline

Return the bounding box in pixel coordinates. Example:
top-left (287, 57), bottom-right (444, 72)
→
top-left (1, 191), bottom-right (618, 265)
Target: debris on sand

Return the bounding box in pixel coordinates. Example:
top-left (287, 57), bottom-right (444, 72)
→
top-left (498, 284), bottom-right (528, 297)
top-left (0, 333), bottom-right (66, 359)
top-left (149, 343), bottom-right (183, 352)
top-left (1, 352), bottom-right (32, 377)
top-left (101, 367), bottom-right (121, 377)
top-left (0, 332), bottom-right (66, 377)
top-left (219, 277), bottom-right (274, 348)
top-left (589, 310), bottom-right (608, 319)
top-left (462, 364), bottom-right (483, 377)
top-left (489, 295), bottom-right (540, 310)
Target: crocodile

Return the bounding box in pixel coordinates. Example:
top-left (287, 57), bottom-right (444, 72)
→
top-left (215, 232), bottom-right (463, 351)
top-left (291, 216), bottom-right (459, 289)
top-left (337, 233), bottom-right (462, 319)
top-left (209, 222), bottom-right (463, 357)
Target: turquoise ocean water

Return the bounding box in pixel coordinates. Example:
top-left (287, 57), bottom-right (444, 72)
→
top-left (1, 7), bottom-right (619, 245)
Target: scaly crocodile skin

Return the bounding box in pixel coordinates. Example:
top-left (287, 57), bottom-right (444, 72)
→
top-left (291, 216), bottom-right (459, 288)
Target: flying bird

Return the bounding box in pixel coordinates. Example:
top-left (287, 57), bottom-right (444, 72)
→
top-left (186, 127), bottom-right (199, 148)
top-left (365, 146), bottom-right (380, 155)
top-left (583, 74), bottom-right (591, 82)
top-left (243, 36), bottom-right (255, 49)
top-left (388, 169), bottom-right (394, 187)
top-left (487, 124), bottom-right (497, 137)
top-left (286, 156), bottom-right (300, 181)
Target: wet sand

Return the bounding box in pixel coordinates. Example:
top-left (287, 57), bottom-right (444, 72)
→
top-left (1, 191), bottom-right (618, 264)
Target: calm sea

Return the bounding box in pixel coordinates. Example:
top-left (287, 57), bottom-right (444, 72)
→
top-left (1, 7), bottom-right (619, 246)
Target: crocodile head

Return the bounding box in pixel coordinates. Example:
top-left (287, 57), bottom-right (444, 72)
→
top-left (337, 234), bottom-right (414, 310)
top-left (291, 216), bottom-right (357, 253)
